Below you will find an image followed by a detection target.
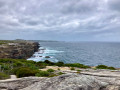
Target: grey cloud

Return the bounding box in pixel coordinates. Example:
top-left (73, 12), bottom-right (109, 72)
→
top-left (0, 1), bottom-right (5, 8)
top-left (0, 0), bottom-right (120, 41)
top-left (60, 0), bottom-right (99, 14)
top-left (108, 0), bottom-right (120, 12)
top-left (19, 17), bottom-right (40, 26)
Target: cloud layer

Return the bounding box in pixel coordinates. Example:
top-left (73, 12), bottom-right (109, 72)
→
top-left (0, 0), bottom-right (120, 41)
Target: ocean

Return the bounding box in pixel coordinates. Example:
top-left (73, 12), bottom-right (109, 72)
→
top-left (28, 41), bottom-right (120, 67)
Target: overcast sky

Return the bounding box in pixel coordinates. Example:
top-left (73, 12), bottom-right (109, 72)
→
top-left (0, 0), bottom-right (120, 41)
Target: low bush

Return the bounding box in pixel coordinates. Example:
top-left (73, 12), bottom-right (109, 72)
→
top-left (76, 70), bottom-right (81, 74)
top-left (55, 61), bottom-right (64, 67)
top-left (14, 67), bottom-right (39, 78)
top-left (36, 62), bottom-right (47, 69)
top-left (35, 71), bottom-right (50, 77)
top-left (107, 67), bottom-right (116, 70)
top-left (96, 65), bottom-right (108, 69)
top-left (58, 72), bottom-right (65, 75)
top-left (44, 60), bottom-right (55, 65)
top-left (58, 68), bottom-right (60, 70)
top-left (48, 74), bottom-right (57, 77)
top-left (77, 69), bottom-right (81, 72)
top-left (47, 69), bottom-right (54, 72)
top-left (70, 67), bottom-right (75, 70)
top-left (65, 63), bottom-right (90, 69)
top-left (15, 62), bottom-right (23, 67)
top-left (1, 64), bottom-right (9, 70)
top-left (0, 72), bottom-right (10, 80)
top-left (96, 65), bottom-right (116, 70)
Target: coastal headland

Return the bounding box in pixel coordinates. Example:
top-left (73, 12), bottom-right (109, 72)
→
top-left (0, 40), bottom-right (39, 59)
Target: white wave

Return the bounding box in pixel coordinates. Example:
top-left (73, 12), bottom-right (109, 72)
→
top-left (27, 47), bottom-right (63, 62)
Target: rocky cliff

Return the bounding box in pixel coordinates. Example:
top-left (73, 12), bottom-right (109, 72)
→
top-left (0, 40), bottom-right (39, 59)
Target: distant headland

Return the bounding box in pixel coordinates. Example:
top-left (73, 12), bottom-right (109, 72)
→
top-left (0, 40), bottom-right (39, 59)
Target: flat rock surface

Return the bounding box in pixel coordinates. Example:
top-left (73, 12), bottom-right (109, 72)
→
top-left (81, 69), bottom-right (120, 77)
top-left (22, 74), bottom-right (108, 90)
top-left (1, 70), bottom-right (120, 90)
top-left (0, 77), bottom-right (45, 90)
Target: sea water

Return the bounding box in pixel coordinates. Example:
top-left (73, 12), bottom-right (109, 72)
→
top-left (28, 41), bottom-right (120, 67)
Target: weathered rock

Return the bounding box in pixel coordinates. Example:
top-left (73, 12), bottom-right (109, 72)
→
top-left (45, 56), bottom-right (50, 58)
top-left (0, 74), bottom-right (108, 90)
top-left (0, 77), bottom-right (45, 90)
top-left (1, 72), bottom-right (120, 90)
top-left (22, 74), bottom-right (108, 90)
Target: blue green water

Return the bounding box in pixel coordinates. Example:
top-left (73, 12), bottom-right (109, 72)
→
top-left (28, 41), bottom-right (120, 67)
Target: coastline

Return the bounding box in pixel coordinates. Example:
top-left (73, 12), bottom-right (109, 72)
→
top-left (0, 40), bottom-right (120, 89)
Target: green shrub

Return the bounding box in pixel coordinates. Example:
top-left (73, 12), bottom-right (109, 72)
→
top-left (96, 65), bottom-right (108, 69)
top-left (76, 70), bottom-right (81, 74)
top-left (55, 61), bottom-right (64, 67)
top-left (47, 69), bottom-right (55, 72)
top-left (77, 69), bottom-right (81, 72)
top-left (58, 72), bottom-right (65, 75)
top-left (0, 72), bottom-right (10, 80)
top-left (107, 67), bottom-right (116, 70)
top-left (44, 60), bottom-right (51, 64)
top-left (25, 63), bottom-right (39, 70)
top-left (48, 74), bottom-right (57, 77)
top-left (96, 65), bottom-right (116, 70)
top-left (35, 71), bottom-right (50, 77)
top-left (11, 68), bottom-right (19, 75)
top-left (58, 68), bottom-right (60, 71)
top-left (14, 67), bottom-right (39, 78)
top-left (27, 60), bottom-right (36, 64)
top-left (15, 62), bottom-right (23, 67)
top-left (1, 64), bottom-right (9, 70)
top-left (44, 60), bottom-right (55, 65)
top-left (65, 63), bottom-right (89, 68)
top-left (70, 67), bottom-right (75, 70)
top-left (36, 62), bottom-right (47, 69)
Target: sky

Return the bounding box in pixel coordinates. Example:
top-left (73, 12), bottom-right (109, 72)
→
top-left (0, 0), bottom-right (120, 41)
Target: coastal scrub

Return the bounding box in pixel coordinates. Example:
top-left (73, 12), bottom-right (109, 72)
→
top-left (96, 65), bottom-right (116, 70)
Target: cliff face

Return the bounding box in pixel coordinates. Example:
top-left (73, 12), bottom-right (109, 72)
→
top-left (0, 40), bottom-right (39, 59)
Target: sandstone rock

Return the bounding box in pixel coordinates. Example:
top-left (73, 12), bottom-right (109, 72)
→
top-left (0, 77), bottom-right (45, 90)
top-left (1, 73), bottom-right (120, 90)
top-left (22, 74), bottom-right (108, 90)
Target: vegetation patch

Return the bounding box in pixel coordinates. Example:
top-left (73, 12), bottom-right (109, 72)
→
top-left (70, 67), bottom-right (75, 70)
top-left (77, 69), bottom-right (81, 72)
top-left (13, 67), bottom-right (39, 78)
top-left (96, 65), bottom-right (116, 70)
top-left (0, 58), bottom-right (116, 79)
top-left (0, 40), bottom-right (14, 45)
top-left (47, 69), bottom-right (55, 72)
top-left (65, 63), bottom-right (90, 69)
top-left (58, 72), bottom-right (65, 75)
top-left (0, 72), bottom-right (10, 80)
top-left (55, 61), bottom-right (64, 67)
top-left (35, 71), bottom-right (50, 77)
